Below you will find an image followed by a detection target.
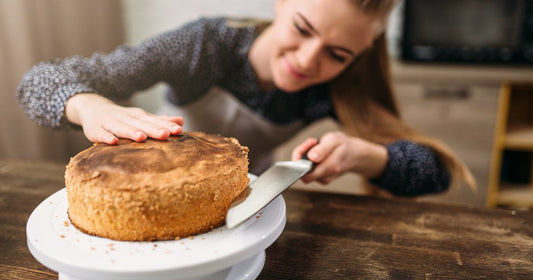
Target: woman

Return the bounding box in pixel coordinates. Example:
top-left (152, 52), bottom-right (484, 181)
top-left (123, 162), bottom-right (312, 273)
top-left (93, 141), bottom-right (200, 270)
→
top-left (16, 0), bottom-right (475, 196)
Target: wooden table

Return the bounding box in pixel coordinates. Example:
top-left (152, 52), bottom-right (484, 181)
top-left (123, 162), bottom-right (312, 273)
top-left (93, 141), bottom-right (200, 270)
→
top-left (1, 158), bottom-right (532, 279)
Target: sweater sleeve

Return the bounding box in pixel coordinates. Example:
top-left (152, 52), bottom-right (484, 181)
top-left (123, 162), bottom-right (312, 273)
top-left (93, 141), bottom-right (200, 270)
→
top-left (16, 17), bottom-right (235, 128)
top-left (369, 140), bottom-right (451, 196)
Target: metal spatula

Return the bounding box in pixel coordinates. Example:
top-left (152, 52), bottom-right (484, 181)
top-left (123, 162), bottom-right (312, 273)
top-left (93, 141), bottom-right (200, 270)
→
top-left (225, 153), bottom-right (314, 228)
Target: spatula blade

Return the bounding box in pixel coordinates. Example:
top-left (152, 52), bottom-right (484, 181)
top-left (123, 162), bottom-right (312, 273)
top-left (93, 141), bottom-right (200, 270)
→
top-left (225, 159), bottom-right (313, 228)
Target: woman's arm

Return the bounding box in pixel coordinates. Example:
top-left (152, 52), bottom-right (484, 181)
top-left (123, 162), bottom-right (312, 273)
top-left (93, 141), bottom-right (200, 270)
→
top-left (292, 131), bottom-right (451, 196)
top-left (367, 140), bottom-right (451, 196)
top-left (16, 18), bottom-right (235, 142)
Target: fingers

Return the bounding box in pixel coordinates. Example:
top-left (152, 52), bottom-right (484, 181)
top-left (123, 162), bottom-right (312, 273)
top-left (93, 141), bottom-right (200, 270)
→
top-left (122, 108), bottom-right (183, 140)
top-left (75, 96), bottom-right (185, 144)
top-left (81, 106), bottom-right (185, 144)
top-left (157, 116), bottom-right (185, 126)
top-left (300, 150), bottom-right (342, 185)
top-left (102, 119), bottom-right (149, 142)
top-left (83, 118), bottom-right (145, 144)
top-left (115, 108), bottom-right (185, 141)
top-left (291, 137), bottom-right (319, 161)
top-left (83, 125), bottom-right (118, 145)
top-left (154, 115), bottom-right (185, 134)
top-left (296, 132), bottom-right (349, 185)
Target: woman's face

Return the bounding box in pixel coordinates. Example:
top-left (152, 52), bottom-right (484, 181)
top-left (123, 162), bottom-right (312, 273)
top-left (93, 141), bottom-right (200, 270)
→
top-left (267, 0), bottom-right (382, 92)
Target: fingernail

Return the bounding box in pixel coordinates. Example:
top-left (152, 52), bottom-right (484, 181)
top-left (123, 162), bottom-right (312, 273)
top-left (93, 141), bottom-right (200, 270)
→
top-left (170, 125), bottom-right (180, 134)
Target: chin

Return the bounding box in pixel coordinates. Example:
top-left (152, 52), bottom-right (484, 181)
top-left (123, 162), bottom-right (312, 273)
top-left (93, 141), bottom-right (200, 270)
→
top-left (273, 76), bottom-right (308, 93)
top-left (277, 84), bottom-right (301, 93)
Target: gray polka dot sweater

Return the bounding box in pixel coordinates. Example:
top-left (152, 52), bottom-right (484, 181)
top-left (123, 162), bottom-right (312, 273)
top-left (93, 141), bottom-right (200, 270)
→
top-left (16, 17), bottom-right (450, 196)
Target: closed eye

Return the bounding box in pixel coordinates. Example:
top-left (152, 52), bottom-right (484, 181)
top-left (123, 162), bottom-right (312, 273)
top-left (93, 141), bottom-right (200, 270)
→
top-left (329, 50), bottom-right (347, 63)
top-left (294, 21), bottom-right (311, 37)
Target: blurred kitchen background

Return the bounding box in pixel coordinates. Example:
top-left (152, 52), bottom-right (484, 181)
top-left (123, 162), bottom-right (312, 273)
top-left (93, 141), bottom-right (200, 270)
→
top-left (1, 0), bottom-right (533, 209)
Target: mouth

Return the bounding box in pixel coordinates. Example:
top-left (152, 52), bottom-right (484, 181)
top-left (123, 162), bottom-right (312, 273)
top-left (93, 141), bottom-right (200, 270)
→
top-left (283, 57), bottom-right (309, 80)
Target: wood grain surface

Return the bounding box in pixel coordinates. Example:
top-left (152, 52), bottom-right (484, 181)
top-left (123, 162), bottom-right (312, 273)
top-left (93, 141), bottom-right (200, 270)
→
top-left (1, 158), bottom-right (532, 279)
top-left (260, 191), bottom-right (533, 279)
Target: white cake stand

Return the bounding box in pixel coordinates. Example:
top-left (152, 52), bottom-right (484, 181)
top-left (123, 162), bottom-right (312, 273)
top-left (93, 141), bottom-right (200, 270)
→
top-left (27, 176), bottom-right (286, 280)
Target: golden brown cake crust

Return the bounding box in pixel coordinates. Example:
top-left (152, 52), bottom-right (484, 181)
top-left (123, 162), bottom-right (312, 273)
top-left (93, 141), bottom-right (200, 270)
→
top-left (65, 132), bottom-right (249, 241)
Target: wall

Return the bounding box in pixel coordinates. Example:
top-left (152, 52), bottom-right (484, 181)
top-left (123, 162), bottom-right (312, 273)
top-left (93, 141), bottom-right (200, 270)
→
top-left (0, 0), bottom-right (125, 163)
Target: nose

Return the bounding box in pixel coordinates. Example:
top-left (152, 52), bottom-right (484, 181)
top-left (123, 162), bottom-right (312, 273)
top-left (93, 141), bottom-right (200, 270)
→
top-left (296, 40), bottom-right (321, 72)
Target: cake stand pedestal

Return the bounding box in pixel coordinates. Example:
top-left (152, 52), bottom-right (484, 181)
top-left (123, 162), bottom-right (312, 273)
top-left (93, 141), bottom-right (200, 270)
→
top-left (27, 181), bottom-right (285, 280)
top-left (57, 251), bottom-right (265, 280)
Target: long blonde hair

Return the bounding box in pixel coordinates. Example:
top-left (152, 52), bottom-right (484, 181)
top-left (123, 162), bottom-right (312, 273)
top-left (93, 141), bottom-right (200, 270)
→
top-left (331, 0), bottom-right (476, 190)
top-left (229, 0), bottom-right (476, 190)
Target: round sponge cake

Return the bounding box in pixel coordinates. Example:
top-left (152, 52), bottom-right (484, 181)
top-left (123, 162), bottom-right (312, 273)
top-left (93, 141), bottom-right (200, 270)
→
top-left (65, 132), bottom-right (249, 241)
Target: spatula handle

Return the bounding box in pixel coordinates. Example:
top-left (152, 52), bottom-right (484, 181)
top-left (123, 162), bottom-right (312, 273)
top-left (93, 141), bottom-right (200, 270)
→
top-left (301, 141), bottom-right (318, 168)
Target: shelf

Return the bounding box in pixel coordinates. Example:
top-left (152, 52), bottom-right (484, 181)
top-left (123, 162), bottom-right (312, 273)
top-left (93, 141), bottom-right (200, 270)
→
top-left (504, 127), bottom-right (533, 150)
top-left (497, 184), bottom-right (533, 208)
top-left (391, 60), bottom-right (533, 85)
top-left (487, 82), bottom-right (533, 209)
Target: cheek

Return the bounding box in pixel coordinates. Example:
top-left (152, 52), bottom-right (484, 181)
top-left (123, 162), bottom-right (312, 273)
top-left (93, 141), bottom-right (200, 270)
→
top-left (269, 29), bottom-right (297, 80)
top-left (270, 25), bottom-right (299, 56)
top-left (316, 62), bottom-right (348, 83)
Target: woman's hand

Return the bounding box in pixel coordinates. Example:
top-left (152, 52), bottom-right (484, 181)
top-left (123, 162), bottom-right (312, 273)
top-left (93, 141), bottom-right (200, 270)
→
top-left (65, 93), bottom-right (184, 144)
top-left (291, 131), bottom-right (388, 184)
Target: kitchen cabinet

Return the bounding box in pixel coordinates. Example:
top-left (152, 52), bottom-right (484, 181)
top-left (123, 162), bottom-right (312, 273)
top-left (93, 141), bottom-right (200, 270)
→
top-left (391, 61), bottom-right (533, 207)
top-left (487, 82), bottom-right (533, 209)
top-left (394, 82), bottom-right (499, 206)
